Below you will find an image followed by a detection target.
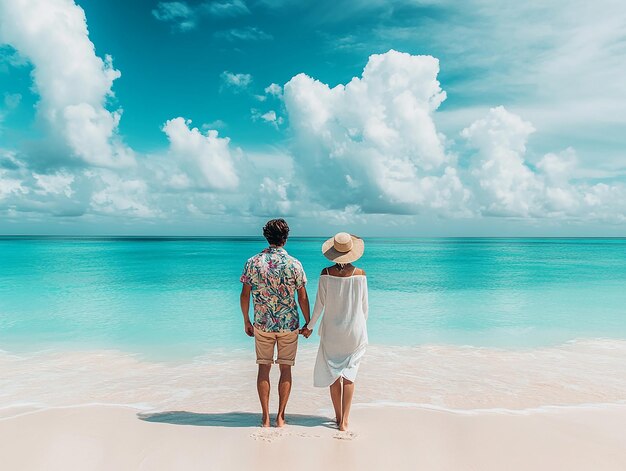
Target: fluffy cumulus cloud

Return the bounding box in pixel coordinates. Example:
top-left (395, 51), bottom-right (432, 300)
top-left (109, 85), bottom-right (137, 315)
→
top-left (162, 118), bottom-right (240, 191)
top-left (251, 177), bottom-right (295, 216)
top-left (251, 109), bottom-right (283, 128)
top-left (284, 49), bottom-right (470, 215)
top-left (220, 71), bottom-right (253, 91)
top-left (462, 106), bottom-right (626, 220)
top-left (264, 83), bottom-right (283, 97)
top-left (0, 151), bottom-right (88, 217)
top-left (282, 49), bottom-right (626, 222)
top-left (89, 170), bottom-right (156, 218)
top-left (0, 0), bottom-right (250, 223)
top-left (0, 170), bottom-right (27, 201)
top-left (0, 0), bottom-right (134, 168)
top-left (462, 107), bottom-right (542, 217)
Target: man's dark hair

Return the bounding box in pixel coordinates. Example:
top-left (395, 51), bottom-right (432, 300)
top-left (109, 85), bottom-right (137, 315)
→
top-left (263, 219), bottom-right (290, 246)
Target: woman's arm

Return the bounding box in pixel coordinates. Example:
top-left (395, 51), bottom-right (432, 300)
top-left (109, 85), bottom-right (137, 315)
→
top-left (305, 276), bottom-right (326, 331)
top-left (362, 275), bottom-right (368, 321)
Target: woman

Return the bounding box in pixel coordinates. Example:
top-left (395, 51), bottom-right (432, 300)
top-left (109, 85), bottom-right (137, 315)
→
top-left (301, 232), bottom-right (368, 432)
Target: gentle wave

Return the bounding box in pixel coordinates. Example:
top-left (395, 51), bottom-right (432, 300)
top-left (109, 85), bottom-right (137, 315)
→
top-left (1, 339), bottom-right (625, 418)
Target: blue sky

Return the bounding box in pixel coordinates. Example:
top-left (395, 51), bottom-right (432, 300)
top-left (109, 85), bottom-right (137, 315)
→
top-left (1, 0), bottom-right (625, 236)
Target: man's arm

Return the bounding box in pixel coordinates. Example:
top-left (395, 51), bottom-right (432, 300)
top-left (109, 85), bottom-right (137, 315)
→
top-left (297, 286), bottom-right (310, 326)
top-left (240, 284), bottom-right (254, 337)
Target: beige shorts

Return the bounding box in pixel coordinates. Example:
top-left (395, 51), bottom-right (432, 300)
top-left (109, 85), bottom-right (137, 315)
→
top-left (254, 328), bottom-right (299, 366)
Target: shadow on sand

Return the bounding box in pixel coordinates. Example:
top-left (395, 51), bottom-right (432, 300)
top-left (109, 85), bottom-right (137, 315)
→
top-left (137, 411), bottom-right (335, 428)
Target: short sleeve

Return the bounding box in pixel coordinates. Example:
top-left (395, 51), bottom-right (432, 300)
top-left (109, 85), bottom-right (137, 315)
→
top-left (294, 261), bottom-right (307, 289)
top-left (240, 259), bottom-right (253, 285)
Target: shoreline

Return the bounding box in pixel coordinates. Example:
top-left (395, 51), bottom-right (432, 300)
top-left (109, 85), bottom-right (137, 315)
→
top-left (3, 398), bottom-right (626, 421)
top-left (2, 340), bottom-right (626, 415)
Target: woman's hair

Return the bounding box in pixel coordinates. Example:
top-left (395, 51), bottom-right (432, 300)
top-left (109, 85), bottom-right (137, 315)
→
top-left (263, 218), bottom-right (290, 246)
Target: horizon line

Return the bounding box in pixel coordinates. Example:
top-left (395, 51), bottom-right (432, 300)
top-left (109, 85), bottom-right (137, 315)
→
top-left (1, 235), bottom-right (626, 240)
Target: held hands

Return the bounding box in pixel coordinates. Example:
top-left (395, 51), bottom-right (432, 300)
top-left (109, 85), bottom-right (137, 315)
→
top-left (244, 321), bottom-right (254, 337)
top-left (300, 326), bottom-right (312, 338)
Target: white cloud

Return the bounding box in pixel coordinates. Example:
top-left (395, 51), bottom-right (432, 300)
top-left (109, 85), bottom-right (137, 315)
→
top-left (333, 0), bottom-right (626, 173)
top-left (162, 117), bottom-right (240, 191)
top-left (2, 0), bottom-right (625, 231)
top-left (33, 172), bottom-right (74, 197)
top-left (462, 106), bottom-right (542, 217)
top-left (202, 119), bottom-right (227, 130)
top-left (0, 169), bottom-right (27, 200)
top-left (283, 49), bottom-right (470, 215)
top-left (0, 153), bottom-right (88, 217)
top-left (260, 110), bottom-right (276, 121)
top-left (251, 109), bottom-right (283, 128)
top-left (282, 50), bottom-right (626, 222)
top-left (220, 71), bottom-right (253, 91)
top-left (0, 0), bottom-right (134, 168)
top-left (203, 0), bottom-right (250, 17)
top-left (264, 83), bottom-right (283, 97)
top-left (89, 170), bottom-right (156, 218)
top-left (152, 2), bottom-right (196, 31)
top-left (251, 177), bottom-right (294, 216)
top-left (214, 26), bottom-right (272, 42)
top-left (463, 106), bottom-right (626, 220)
top-left (153, 1), bottom-right (250, 31)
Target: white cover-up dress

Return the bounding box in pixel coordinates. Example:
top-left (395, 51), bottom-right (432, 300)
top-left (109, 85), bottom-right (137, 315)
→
top-left (307, 272), bottom-right (369, 387)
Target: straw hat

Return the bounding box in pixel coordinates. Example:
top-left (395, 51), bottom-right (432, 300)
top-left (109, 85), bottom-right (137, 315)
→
top-left (322, 232), bottom-right (364, 264)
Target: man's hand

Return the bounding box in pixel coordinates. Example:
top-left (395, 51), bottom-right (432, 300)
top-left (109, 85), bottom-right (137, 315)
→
top-left (300, 327), bottom-right (312, 338)
top-left (296, 286), bottom-right (311, 329)
top-left (240, 284), bottom-right (253, 337)
top-left (244, 321), bottom-right (254, 337)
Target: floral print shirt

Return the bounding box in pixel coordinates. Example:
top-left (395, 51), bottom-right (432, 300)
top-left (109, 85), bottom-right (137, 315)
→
top-left (240, 247), bottom-right (307, 332)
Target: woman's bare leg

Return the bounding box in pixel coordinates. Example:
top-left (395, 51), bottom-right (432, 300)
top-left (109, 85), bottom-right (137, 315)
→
top-left (329, 378), bottom-right (342, 426)
top-left (339, 378), bottom-right (354, 431)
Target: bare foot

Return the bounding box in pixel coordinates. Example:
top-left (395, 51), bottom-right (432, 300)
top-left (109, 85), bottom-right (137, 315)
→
top-left (261, 415), bottom-right (270, 428)
top-left (335, 416), bottom-right (342, 427)
top-left (276, 413), bottom-right (286, 428)
top-left (339, 421), bottom-right (348, 432)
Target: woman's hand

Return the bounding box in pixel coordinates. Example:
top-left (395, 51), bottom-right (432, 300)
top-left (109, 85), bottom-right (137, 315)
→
top-left (300, 327), bottom-right (312, 338)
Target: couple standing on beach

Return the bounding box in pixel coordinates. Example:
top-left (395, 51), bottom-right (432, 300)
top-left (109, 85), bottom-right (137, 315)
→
top-left (240, 219), bottom-right (368, 431)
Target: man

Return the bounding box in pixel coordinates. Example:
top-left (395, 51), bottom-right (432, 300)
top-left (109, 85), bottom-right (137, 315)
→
top-left (239, 218), bottom-right (310, 428)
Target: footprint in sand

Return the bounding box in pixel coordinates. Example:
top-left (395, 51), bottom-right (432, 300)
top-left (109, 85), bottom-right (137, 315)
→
top-left (294, 432), bottom-right (322, 438)
top-left (250, 428), bottom-right (284, 442)
top-left (333, 431), bottom-right (357, 440)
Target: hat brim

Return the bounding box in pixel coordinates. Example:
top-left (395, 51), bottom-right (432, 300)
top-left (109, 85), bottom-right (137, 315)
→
top-left (321, 235), bottom-right (364, 264)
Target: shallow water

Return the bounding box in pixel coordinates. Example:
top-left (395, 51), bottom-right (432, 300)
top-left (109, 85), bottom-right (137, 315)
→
top-left (1, 237), bottom-right (626, 357)
top-left (1, 341), bottom-right (625, 414)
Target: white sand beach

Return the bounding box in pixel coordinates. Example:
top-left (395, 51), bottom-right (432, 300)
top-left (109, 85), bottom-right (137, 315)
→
top-left (2, 403), bottom-right (626, 471)
top-left (2, 342), bottom-right (626, 469)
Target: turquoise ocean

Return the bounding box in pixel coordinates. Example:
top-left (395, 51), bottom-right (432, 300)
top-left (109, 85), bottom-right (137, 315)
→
top-left (1, 237), bottom-right (626, 358)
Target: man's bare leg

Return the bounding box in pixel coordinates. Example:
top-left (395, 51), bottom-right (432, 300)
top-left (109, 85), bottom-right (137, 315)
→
top-left (257, 364), bottom-right (271, 427)
top-left (276, 364), bottom-right (292, 427)
top-left (339, 378), bottom-right (354, 432)
top-left (329, 378), bottom-right (342, 426)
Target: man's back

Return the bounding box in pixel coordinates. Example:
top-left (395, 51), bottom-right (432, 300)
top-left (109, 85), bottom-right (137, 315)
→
top-left (240, 246), bottom-right (306, 332)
